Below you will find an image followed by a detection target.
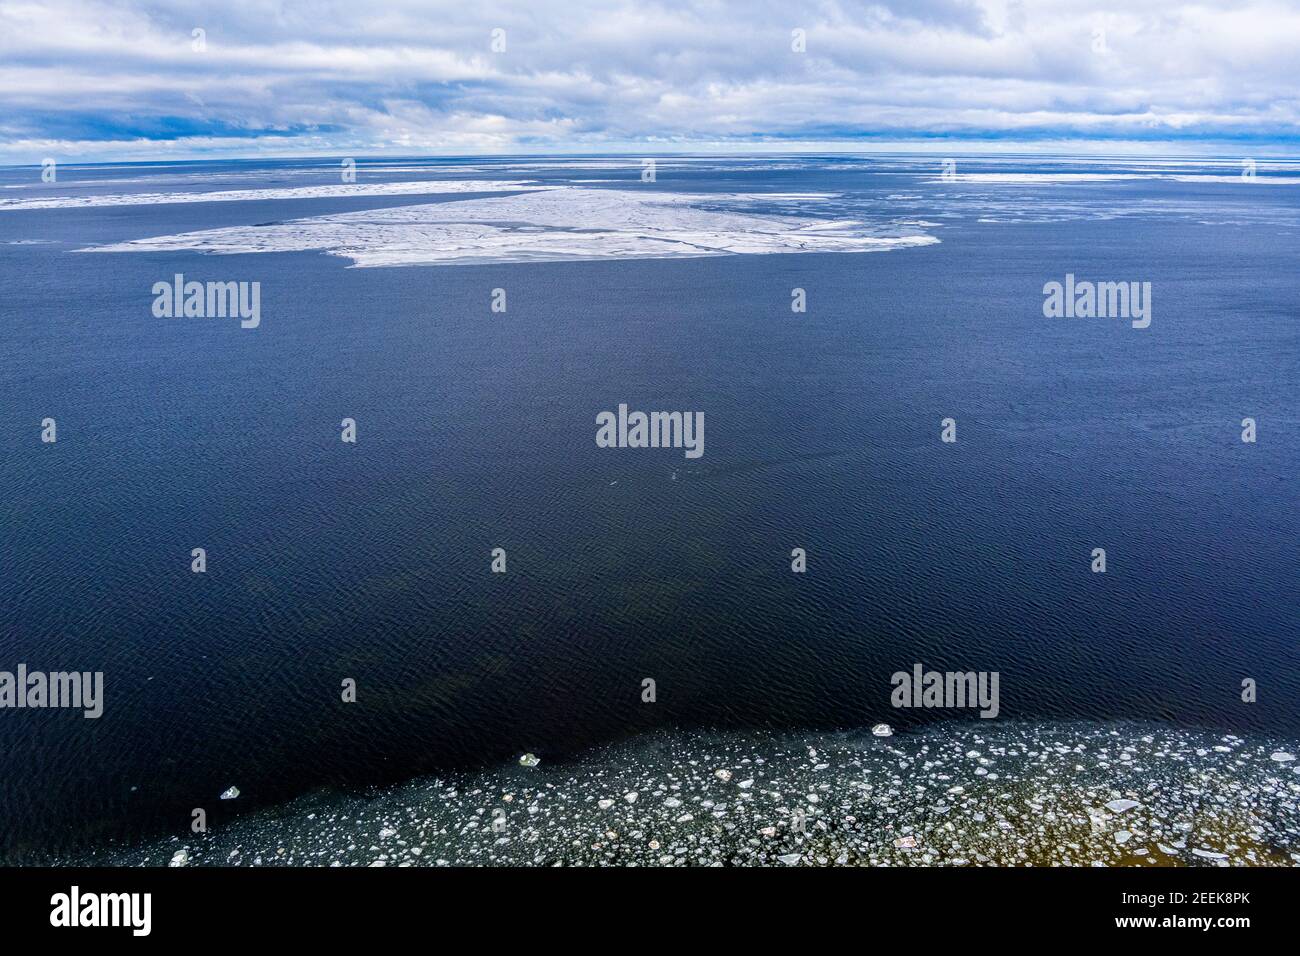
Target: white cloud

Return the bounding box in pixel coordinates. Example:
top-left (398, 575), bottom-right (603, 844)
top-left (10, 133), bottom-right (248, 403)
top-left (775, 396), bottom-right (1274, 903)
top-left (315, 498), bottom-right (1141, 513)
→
top-left (1, 0), bottom-right (1298, 161)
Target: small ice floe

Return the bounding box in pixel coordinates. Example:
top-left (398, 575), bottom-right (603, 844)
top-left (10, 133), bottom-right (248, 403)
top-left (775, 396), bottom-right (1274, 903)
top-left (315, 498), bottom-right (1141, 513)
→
top-left (1104, 799), bottom-right (1140, 813)
top-left (715, 769), bottom-right (732, 782)
top-left (169, 849), bottom-right (189, 867)
top-left (777, 853), bottom-right (802, 865)
top-left (872, 723), bottom-right (893, 737)
top-left (1270, 751), bottom-right (1295, 763)
top-left (219, 786), bottom-right (240, 800)
top-left (58, 720), bottom-right (1300, 869)
top-left (519, 753), bottom-right (540, 767)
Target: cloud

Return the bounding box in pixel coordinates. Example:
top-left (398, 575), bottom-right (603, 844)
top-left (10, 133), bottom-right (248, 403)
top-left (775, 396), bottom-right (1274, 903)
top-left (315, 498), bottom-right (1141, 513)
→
top-left (2, 0), bottom-right (1298, 160)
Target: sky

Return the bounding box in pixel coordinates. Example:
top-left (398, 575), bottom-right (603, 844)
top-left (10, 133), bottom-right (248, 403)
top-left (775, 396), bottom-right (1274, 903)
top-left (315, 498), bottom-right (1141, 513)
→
top-left (1, 0), bottom-right (1298, 163)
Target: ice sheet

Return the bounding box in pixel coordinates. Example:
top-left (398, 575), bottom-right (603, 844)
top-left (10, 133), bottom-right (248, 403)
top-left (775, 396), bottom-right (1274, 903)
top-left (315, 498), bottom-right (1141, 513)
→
top-left (85, 186), bottom-right (940, 267)
top-left (0, 180), bottom-right (547, 211)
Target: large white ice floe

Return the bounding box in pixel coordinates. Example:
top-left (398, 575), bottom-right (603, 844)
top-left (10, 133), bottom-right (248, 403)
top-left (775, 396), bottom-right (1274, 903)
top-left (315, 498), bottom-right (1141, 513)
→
top-left (82, 185), bottom-right (939, 267)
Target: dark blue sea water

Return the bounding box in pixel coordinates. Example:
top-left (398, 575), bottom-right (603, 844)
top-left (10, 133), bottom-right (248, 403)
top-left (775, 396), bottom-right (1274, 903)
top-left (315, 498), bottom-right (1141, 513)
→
top-left (1, 154), bottom-right (1297, 861)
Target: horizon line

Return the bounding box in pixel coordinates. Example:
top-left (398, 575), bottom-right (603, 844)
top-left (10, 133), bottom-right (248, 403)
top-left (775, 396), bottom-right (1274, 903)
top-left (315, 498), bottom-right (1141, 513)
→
top-left (5, 142), bottom-right (1300, 170)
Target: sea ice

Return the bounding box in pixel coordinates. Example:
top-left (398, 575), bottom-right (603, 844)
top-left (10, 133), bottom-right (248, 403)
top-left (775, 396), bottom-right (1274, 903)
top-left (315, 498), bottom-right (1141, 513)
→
top-left (48, 723), bottom-right (1300, 869)
top-left (83, 186), bottom-right (939, 267)
top-left (0, 180), bottom-right (544, 211)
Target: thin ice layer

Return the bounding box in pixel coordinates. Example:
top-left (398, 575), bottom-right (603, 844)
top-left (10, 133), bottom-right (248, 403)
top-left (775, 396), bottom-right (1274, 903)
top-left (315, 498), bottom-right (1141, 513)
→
top-left (0, 180), bottom-right (547, 211)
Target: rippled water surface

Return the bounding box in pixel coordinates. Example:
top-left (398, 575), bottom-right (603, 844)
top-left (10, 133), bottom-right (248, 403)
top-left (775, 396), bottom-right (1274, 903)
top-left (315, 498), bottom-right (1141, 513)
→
top-left (1, 155), bottom-right (1298, 861)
